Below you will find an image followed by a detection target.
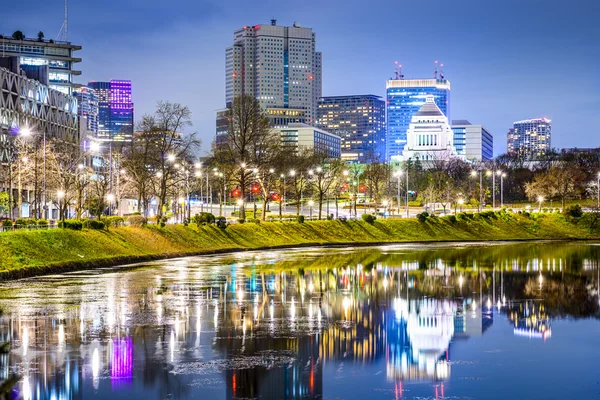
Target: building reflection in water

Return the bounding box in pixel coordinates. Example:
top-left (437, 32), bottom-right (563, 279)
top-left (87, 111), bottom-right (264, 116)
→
top-left (1, 244), bottom-right (598, 399)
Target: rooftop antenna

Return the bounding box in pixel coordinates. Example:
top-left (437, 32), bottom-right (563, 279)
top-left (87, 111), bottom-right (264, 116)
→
top-left (271, 17), bottom-right (277, 26)
top-left (57, 0), bottom-right (68, 42)
top-left (394, 61), bottom-right (404, 80)
top-left (434, 60), bottom-right (438, 79)
top-left (440, 63), bottom-right (445, 80)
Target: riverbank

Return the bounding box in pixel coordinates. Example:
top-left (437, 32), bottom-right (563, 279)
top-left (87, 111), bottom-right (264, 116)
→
top-left (0, 211), bottom-right (598, 280)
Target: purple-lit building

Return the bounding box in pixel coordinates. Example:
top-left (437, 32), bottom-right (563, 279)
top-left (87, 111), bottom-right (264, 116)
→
top-left (88, 80), bottom-right (134, 141)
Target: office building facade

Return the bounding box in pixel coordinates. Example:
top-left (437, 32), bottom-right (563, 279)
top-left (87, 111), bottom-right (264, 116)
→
top-left (0, 34), bottom-right (81, 95)
top-left (74, 87), bottom-right (99, 136)
top-left (507, 118), bottom-right (551, 156)
top-left (274, 124), bottom-right (341, 159)
top-left (451, 120), bottom-right (493, 161)
top-left (88, 80), bottom-right (134, 141)
top-left (317, 95), bottom-right (386, 162)
top-left (224, 20), bottom-right (322, 126)
top-left (386, 78), bottom-right (450, 161)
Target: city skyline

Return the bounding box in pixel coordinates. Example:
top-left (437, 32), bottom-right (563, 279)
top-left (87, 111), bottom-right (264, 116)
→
top-left (3, 0), bottom-right (599, 155)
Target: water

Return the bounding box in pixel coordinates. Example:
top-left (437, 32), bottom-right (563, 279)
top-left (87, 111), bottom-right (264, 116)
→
top-left (1, 241), bottom-right (600, 399)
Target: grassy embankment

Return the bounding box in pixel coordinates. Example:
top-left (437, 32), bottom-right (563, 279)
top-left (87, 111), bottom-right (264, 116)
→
top-left (0, 211), bottom-right (598, 279)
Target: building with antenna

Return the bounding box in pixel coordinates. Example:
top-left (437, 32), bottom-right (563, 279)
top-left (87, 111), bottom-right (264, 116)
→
top-left (0, 34), bottom-right (81, 95)
top-left (386, 62), bottom-right (450, 161)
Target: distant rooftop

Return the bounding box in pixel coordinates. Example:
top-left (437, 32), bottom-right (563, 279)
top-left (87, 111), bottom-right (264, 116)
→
top-left (0, 34), bottom-right (80, 49)
top-left (319, 94), bottom-right (382, 101)
top-left (452, 120), bottom-right (472, 125)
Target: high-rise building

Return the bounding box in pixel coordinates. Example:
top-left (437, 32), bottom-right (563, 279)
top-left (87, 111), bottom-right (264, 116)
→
top-left (386, 78), bottom-right (450, 161)
top-left (507, 118), bottom-right (551, 156)
top-left (317, 95), bottom-right (386, 162)
top-left (401, 95), bottom-right (461, 162)
top-left (74, 87), bottom-right (99, 136)
top-left (224, 20), bottom-right (322, 126)
top-left (0, 34), bottom-right (81, 95)
top-left (88, 80), bottom-right (134, 141)
top-left (451, 120), bottom-right (493, 161)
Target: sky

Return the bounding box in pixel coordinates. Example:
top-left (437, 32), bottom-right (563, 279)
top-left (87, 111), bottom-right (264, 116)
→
top-left (3, 0), bottom-right (600, 156)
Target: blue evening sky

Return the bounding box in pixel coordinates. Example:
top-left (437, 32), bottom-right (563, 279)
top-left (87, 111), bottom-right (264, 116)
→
top-left (3, 0), bottom-right (599, 155)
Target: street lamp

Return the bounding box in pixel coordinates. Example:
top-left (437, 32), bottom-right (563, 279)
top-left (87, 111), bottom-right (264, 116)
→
top-left (57, 190), bottom-right (65, 226)
top-left (308, 200), bottom-right (314, 220)
top-left (537, 196), bottom-right (544, 212)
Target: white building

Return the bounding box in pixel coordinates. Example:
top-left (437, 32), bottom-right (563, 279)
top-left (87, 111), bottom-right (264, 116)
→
top-left (401, 95), bottom-right (463, 162)
top-left (273, 123), bottom-right (341, 159)
top-left (225, 19), bottom-right (322, 126)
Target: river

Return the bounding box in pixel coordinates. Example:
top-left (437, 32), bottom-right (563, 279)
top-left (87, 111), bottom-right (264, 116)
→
top-left (0, 241), bottom-right (599, 399)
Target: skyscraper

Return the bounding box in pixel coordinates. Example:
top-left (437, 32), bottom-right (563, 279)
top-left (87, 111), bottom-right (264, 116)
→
top-left (0, 33), bottom-right (81, 95)
top-left (224, 20), bottom-right (322, 126)
top-left (451, 120), bottom-right (494, 161)
top-left (74, 87), bottom-right (99, 136)
top-left (507, 118), bottom-right (551, 156)
top-left (88, 80), bottom-right (134, 141)
top-left (317, 95), bottom-right (386, 162)
top-left (386, 77), bottom-right (450, 161)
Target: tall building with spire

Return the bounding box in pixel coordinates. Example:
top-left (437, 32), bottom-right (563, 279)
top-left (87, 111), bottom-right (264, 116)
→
top-left (223, 19), bottom-right (322, 127)
top-left (386, 64), bottom-right (450, 161)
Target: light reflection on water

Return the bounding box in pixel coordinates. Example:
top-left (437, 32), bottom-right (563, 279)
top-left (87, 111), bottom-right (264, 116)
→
top-left (0, 241), bottom-right (598, 399)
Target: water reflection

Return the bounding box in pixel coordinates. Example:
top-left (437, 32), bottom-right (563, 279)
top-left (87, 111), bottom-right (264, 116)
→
top-left (0, 242), bottom-right (598, 399)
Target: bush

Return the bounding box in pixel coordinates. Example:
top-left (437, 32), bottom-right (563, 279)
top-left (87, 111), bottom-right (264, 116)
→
top-left (361, 214), bottom-right (376, 224)
top-left (446, 215), bottom-right (457, 223)
top-left (216, 216), bottom-right (227, 229)
top-left (237, 218), bottom-right (246, 224)
top-left (2, 220), bottom-right (13, 228)
top-left (15, 218), bottom-right (27, 228)
top-left (249, 218), bottom-right (261, 224)
top-left (417, 212), bottom-right (429, 223)
top-left (408, 201), bottom-right (422, 207)
top-left (37, 219), bottom-right (49, 227)
top-left (58, 219), bottom-right (83, 230)
top-left (127, 214), bottom-right (147, 227)
top-left (564, 204), bottom-right (583, 218)
top-left (83, 219), bottom-right (105, 230)
top-left (297, 215), bottom-right (305, 223)
top-left (102, 216), bottom-right (125, 227)
top-left (193, 212), bottom-right (216, 226)
top-left (326, 214), bottom-right (333, 221)
top-left (160, 216), bottom-right (167, 228)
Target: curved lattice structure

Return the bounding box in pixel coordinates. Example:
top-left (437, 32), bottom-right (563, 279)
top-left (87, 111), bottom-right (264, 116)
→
top-left (0, 66), bottom-right (79, 163)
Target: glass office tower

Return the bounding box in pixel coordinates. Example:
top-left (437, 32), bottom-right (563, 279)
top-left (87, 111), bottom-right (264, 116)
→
top-left (88, 80), bottom-right (133, 141)
top-left (386, 79), bottom-right (450, 161)
top-left (317, 95), bottom-right (386, 162)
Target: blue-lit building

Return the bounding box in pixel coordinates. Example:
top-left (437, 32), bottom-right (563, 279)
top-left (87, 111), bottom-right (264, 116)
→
top-left (386, 79), bottom-right (450, 161)
top-left (317, 95), bottom-right (386, 162)
top-left (74, 87), bottom-right (99, 136)
top-left (88, 80), bottom-right (134, 141)
top-left (451, 120), bottom-right (494, 161)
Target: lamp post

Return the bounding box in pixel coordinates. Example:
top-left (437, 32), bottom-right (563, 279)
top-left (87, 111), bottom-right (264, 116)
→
top-left (500, 172), bottom-right (506, 208)
top-left (394, 170), bottom-right (402, 216)
top-left (537, 196), bottom-right (544, 212)
top-left (471, 169), bottom-right (482, 212)
top-left (57, 190), bottom-right (65, 226)
top-left (308, 200), bottom-right (314, 220)
top-left (107, 193), bottom-right (115, 216)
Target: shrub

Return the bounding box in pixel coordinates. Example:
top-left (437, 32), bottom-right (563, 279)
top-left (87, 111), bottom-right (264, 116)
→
top-left (446, 215), bottom-right (457, 223)
top-left (249, 218), bottom-right (261, 224)
top-left (37, 219), bottom-right (49, 227)
top-left (408, 201), bottom-right (422, 207)
top-left (216, 216), bottom-right (227, 229)
top-left (2, 220), bottom-right (13, 228)
top-left (127, 214), bottom-right (147, 227)
top-left (297, 215), bottom-right (305, 223)
top-left (326, 214), bottom-right (333, 221)
top-left (15, 218), bottom-right (27, 228)
top-left (417, 212), bottom-right (429, 223)
top-left (102, 216), bottom-right (125, 227)
top-left (193, 212), bottom-right (215, 226)
top-left (58, 219), bottom-right (83, 230)
top-left (564, 204), bottom-right (583, 218)
top-left (361, 214), bottom-right (376, 224)
top-left (83, 220), bottom-right (105, 230)
top-left (237, 218), bottom-right (246, 224)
